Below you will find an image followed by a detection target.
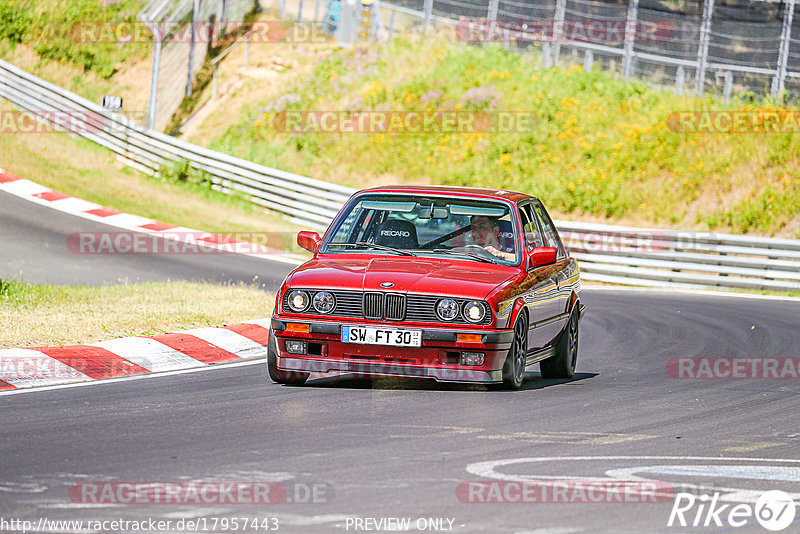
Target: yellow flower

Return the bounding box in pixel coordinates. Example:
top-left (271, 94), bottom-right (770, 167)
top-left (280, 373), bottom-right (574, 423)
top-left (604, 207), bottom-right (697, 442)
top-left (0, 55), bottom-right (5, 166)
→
top-left (531, 75), bottom-right (539, 82)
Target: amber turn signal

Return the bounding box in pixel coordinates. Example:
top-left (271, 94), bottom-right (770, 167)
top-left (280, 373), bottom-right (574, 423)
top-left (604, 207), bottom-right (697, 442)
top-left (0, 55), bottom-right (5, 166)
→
top-left (456, 333), bottom-right (482, 343)
top-left (286, 322), bottom-right (310, 333)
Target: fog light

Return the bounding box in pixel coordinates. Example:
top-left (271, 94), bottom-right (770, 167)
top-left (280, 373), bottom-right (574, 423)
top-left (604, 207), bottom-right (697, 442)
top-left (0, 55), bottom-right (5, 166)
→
top-left (285, 340), bottom-right (307, 355)
top-left (461, 352), bottom-right (485, 366)
top-left (286, 322), bottom-right (310, 333)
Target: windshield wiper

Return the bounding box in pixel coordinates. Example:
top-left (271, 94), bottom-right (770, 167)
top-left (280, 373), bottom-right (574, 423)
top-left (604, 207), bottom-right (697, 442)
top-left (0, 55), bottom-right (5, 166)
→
top-left (338, 241), bottom-right (416, 256)
top-left (431, 248), bottom-right (493, 263)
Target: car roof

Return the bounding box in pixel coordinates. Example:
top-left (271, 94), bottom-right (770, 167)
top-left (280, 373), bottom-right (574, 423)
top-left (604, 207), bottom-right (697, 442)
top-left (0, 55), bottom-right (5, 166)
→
top-left (356, 184), bottom-right (534, 203)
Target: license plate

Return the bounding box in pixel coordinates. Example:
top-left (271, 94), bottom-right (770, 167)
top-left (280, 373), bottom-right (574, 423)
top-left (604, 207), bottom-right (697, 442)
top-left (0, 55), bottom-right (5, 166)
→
top-left (341, 326), bottom-right (422, 347)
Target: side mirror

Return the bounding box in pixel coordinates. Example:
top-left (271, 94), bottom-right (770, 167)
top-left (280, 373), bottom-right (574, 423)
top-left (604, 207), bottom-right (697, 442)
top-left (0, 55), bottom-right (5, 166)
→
top-left (528, 246), bottom-right (557, 268)
top-left (297, 231), bottom-right (321, 253)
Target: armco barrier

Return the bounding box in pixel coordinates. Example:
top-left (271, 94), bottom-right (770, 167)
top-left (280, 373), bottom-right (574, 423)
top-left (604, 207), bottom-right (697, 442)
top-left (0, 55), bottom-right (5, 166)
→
top-left (1, 59), bottom-right (798, 292)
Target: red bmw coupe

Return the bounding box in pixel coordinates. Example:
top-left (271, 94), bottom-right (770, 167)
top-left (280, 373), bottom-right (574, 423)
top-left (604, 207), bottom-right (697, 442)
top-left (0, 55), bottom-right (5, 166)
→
top-left (268, 185), bottom-right (584, 389)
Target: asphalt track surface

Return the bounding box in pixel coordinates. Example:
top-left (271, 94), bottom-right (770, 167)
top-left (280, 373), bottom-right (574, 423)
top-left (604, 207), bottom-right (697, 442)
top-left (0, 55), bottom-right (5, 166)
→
top-left (3, 189), bottom-right (800, 533)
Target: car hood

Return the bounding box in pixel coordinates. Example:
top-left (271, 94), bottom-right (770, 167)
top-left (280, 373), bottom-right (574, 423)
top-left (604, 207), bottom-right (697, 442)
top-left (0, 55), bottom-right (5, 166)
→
top-left (287, 256), bottom-right (517, 300)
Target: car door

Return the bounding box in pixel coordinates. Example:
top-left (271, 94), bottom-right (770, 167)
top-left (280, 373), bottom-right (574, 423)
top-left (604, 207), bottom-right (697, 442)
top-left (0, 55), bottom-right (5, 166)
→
top-left (517, 202), bottom-right (564, 350)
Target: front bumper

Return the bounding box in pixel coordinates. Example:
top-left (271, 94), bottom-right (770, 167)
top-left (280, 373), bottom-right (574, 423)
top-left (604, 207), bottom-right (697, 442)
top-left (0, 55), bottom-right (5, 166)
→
top-left (271, 318), bottom-right (513, 383)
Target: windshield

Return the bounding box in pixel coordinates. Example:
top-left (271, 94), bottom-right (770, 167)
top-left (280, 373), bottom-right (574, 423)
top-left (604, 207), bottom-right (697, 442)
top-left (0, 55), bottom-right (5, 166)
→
top-left (322, 194), bottom-right (520, 265)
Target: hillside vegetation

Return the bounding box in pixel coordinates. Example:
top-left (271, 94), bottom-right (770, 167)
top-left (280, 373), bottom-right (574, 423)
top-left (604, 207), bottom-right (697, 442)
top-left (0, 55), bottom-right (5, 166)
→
top-left (206, 34), bottom-right (799, 237)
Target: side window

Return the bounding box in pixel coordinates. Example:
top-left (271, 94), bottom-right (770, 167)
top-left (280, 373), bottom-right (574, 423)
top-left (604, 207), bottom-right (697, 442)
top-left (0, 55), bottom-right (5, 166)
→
top-left (518, 204), bottom-right (543, 251)
top-left (531, 202), bottom-right (565, 258)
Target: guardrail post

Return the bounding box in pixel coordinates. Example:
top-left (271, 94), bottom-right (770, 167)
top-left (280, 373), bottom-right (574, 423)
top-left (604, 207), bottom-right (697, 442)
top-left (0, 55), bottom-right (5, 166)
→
top-left (584, 49), bottom-right (593, 71)
top-left (622, 0), bottom-right (640, 80)
top-left (423, 0), bottom-right (433, 33)
top-left (212, 63), bottom-right (219, 99)
top-left (298, 0), bottom-right (305, 21)
top-left (315, 0), bottom-right (322, 21)
top-left (552, 0), bottom-right (567, 65)
top-left (771, 0), bottom-right (795, 100)
top-left (675, 65), bottom-right (685, 94)
top-left (694, 0), bottom-right (714, 94)
top-left (389, 9), bottom-right (396, 40)
top-left (146, 26), bottom-right (162, 131)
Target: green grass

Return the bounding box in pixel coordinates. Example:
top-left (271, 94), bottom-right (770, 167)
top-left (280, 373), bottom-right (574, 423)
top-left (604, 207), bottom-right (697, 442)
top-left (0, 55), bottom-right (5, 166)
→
top-left (0, 279), bottom-right (275, 348)
top-left (207, 34), bottom-right (800, 237)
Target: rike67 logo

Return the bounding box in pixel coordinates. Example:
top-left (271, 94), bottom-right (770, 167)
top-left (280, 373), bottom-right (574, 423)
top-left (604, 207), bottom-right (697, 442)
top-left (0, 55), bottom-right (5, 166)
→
top-left (668, 490), bottom-right (796, 531)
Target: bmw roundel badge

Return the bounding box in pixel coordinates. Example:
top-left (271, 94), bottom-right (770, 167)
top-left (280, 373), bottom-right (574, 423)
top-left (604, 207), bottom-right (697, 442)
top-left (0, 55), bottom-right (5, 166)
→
top-left (380, 282), bottom-right (394, 288)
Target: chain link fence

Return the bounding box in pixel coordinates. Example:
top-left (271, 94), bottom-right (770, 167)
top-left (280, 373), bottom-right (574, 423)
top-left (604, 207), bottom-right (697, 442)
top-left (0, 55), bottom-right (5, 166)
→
top-left (311, 0), bottom-right (800, 102)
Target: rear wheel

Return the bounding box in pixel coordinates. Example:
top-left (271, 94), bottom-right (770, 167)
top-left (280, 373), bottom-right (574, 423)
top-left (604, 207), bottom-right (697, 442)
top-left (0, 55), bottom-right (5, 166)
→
top-left (540, 307), bottom-right (578, 379)
top-left (501, 314), bottom-right (528, 390)
top-left (267, 329), bottom-right (309, 386)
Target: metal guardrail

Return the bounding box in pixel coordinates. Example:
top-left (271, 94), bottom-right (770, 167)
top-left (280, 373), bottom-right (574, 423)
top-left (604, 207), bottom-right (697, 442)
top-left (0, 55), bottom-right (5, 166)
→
top-left (1, 58), bottom-right (799, 292)
top-left (368, 0), bottom-right (800, 103)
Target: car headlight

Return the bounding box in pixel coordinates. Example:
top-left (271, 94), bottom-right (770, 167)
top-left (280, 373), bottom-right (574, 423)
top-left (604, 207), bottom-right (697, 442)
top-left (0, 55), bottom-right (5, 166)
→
top-left (312, 291), bottom-right (336, 313)
top-left (286, 290), bottom-right (310, 312)
top-left (463, 301), bottom-right (486, 323)
top-left (436, 299), bottom-right (460, 321)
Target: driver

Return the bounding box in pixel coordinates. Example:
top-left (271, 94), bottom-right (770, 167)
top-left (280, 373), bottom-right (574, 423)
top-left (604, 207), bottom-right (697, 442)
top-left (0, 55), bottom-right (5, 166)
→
top-left (470, 215), bottom-right (515, 262)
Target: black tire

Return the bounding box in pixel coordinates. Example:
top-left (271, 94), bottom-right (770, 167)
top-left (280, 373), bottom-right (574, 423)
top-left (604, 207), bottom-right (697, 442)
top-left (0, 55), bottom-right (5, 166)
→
top-left (267, 329), bottom-right (309, 386)
top-left (501, 313), bottom-right (528, 390)
top-left (540, 307), bottom-right (578, 379)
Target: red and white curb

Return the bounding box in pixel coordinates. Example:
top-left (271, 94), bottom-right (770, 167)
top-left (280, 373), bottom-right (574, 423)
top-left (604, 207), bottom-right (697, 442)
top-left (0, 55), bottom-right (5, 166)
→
top-left (0, 168), bottom-right (303, 265)
top-left (0, 319), bottom-right (273, 391)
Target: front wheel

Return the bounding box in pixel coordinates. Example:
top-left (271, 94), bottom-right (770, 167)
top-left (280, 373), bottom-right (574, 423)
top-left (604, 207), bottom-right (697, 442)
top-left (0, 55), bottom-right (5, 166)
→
top-left (501, 314), bottom-right (528, 389)
top-left (267, 329), bottom-right (309, 386)
top-left (540, 307), bottom-right (578, 379)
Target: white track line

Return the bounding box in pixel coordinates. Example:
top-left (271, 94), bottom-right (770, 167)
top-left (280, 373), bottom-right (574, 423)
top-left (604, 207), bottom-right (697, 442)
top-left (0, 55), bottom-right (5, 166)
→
top-left (182, 327), bottom-right (269, 359)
